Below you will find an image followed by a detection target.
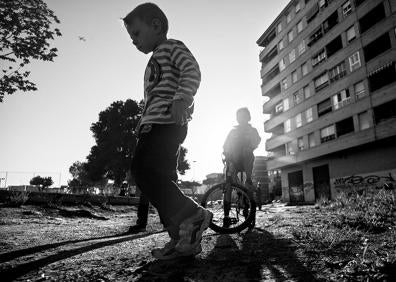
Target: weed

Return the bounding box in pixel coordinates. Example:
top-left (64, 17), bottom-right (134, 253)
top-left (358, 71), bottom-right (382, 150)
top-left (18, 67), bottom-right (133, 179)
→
top-left (292, 187), bottom-right (396, 281)
top-left (331, 188), bottom-right (395, 233)
top-left (5, 191), bottom-right (30, 207)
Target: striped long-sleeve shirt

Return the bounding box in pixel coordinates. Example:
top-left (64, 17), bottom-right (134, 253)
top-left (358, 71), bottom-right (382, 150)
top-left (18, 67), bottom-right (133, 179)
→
top-left (138, 39), bottom-right (201, 131)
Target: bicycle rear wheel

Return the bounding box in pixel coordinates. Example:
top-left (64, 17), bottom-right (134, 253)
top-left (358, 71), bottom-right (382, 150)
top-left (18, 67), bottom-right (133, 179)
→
top-left (201, 182), bottom-right (256, 234)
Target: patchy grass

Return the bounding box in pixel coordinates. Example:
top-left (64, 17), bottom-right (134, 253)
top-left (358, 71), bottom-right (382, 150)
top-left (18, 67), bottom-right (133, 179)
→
top-left (329, 189), bottom-right (395, 233)
top-left (3, 191), bottom-right (30, 207)
top-left (292, 188), bottom-right (396, 281)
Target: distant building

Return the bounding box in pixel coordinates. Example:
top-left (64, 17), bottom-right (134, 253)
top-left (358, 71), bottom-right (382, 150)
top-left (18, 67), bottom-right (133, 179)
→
top-left (257, 0), bottom-right (396, 203)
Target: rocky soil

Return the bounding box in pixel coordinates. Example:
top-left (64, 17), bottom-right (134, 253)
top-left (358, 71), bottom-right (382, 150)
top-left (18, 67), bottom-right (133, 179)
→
top-left (0, 202), bottom-right (394, 281)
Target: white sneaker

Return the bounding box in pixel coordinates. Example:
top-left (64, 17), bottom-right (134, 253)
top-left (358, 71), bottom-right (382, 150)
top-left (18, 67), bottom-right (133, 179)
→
top-left (151, 239), bottom-right (202, 260)
top-left (176, 208), bottom-right (213, 253)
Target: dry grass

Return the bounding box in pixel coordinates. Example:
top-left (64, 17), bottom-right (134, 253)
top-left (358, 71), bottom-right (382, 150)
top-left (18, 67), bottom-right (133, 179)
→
top-left (292, 188), bottom-right (396, 281)
top-left (4, 191), bottom-right (30, 207)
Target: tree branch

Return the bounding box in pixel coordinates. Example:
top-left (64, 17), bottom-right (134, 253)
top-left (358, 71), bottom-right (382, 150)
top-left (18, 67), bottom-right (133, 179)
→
top-left (0, 66), bottom-right (22, 80)
top-left (1, 51), bottom-right (15, 58)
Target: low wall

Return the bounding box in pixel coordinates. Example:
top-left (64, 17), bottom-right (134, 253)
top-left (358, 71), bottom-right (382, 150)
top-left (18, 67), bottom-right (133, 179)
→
top-left (0, 190), bottom-right (139, 206)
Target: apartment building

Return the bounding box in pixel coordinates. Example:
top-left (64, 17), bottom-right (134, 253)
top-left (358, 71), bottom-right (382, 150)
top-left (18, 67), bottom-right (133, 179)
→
top-left (257, 0), bottom-right (396, 203)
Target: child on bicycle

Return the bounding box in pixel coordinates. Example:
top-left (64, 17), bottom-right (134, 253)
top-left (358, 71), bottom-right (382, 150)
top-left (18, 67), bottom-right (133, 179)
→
top-left (124, 3), bottom-right (212, 260)
top-left (223, 107), bottom-right (261, 227)
top-left (223, 107), bottom-right (261, 186)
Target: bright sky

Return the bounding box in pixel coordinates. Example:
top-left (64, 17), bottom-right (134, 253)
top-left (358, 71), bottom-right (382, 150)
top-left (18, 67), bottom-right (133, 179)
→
top-left (0, 0), bottom-right (290, 186)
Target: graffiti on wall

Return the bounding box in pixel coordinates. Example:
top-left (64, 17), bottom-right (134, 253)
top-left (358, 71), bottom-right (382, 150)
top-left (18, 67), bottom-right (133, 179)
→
top-left (332, 170), bottom-right (396, 191)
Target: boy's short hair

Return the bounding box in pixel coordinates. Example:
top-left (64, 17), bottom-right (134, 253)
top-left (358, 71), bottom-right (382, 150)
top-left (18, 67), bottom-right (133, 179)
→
top-left (123, 3), bottom-right (168, 34)
top-left (236, 107), bottom-right (251, 122)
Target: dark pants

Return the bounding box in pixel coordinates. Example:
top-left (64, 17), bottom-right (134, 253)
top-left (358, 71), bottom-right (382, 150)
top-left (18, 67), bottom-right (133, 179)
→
top-left (131, 124), bottom-right (200, 238)
top-left (136, 193), bottom-right (149, 226)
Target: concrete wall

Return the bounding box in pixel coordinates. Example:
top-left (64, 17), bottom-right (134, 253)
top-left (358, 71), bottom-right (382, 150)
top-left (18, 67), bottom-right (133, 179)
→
top-left (281, 137), bottom-right (396, 203)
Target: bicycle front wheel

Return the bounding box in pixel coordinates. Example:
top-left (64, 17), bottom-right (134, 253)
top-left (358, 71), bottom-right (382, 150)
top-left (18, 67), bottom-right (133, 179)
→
top-left (201, 182), bottom-right (256, 234)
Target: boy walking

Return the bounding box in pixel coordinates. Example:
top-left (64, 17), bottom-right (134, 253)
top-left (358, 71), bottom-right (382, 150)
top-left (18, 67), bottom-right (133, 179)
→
top-left (123, 3), bottom-right (212, 260)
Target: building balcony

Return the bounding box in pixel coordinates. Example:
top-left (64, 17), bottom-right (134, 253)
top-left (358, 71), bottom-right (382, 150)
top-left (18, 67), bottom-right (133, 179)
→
top-left (266, 112), bottom-right (396, 171)
top-left (266, 155), bottom-right (297, 171)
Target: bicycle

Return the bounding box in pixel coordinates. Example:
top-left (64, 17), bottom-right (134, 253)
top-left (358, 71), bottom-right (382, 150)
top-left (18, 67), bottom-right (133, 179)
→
top-left (200, 157), bottom-right (256, 234)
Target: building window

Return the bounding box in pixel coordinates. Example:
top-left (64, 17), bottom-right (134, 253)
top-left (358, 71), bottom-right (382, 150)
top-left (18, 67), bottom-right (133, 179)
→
top-left (368, 62), bottom-right (396, 92)
top-left (323, 11), bottom-right (339, 34)
top-left (308, 26), bottom-right (323, 46)
top-left (346, 26), bottom-right (356, 42)
top-left (298, 40), bottom-right (306, 55)
top-left (261, 28), bottom-right (276, 48)
top-left (292, 71), bottom-right (298, 84)
top-left (303, 85), bottom-right (311, 99)
top-left (289, 49), bottom-right (296, 63)
top-left (363, 32), bottom-right (391, 63)
top-left (320, 125), bottom-right (336, 143)
top-left (355, 0), bottom-right (366, 7)
top-left (293, 91), bottom-right (304, 105)
top-left (358, 111), bottom-right (370, 130)
top-left (329, 61), bottom-right (346, 82)
top-left (342, 0), bottom-right (352, 16)
top-left (307, 2), bottom-right (319, 23)
top-left (312, 48), bottom-right (326, 67)
top-left (305, 107), bottom-right (313, 122)
top-left (318, 98), bottom-right (332, 116)
top-left (308, 132), bottom-right (316, 148)
top-left (296, 113), bottom-right (302, 128)
top-left (263, 64), bottom-right (280, 85)
top-left (282, 78), bottom-right (288, 90)
top-left (285, 119), bottom-right (291, 133)
top-left (298, 137), bottom-right (304, 151)
top-left (336, 117), bottom-right (354, 137)
top-left (287, 12), bottom-right (293, 23)
top-left (319, 0), bottom-right (328, 9)
top-left (373, 99), bottom-right (396, 124)
top-left (267, 83), bottom-right (282, 97)
top-left (279, 57), bottom-right (286, 71)
top-left (297, 20), bottom-right (304, 33)
top-left (284, 97), bottom-right (290, 111)
top-left (288, 30), bottom-right (294, 42)
top-left (295, 1), bottom-right (301, 13)
top-left (301, 62), bottom-right (309, 76)
top-left (354, 81), bottom-right (366, 99)
top-left (314, 72), bottom-right (329, 92)
top-left (359, 3), bottom-right (386, 34)
top-left (326, 35), bottom-right (343, 58)
top-left (277, 22), bottom-right (282, 34)
top-left (348, 51), bottom-right (361, 72)
top-left (333, 89), bottom-right (351, 110)
top-left (279, 39), bottom-right (284, 51)
top-left (263, 46), bottom-right (278, 63)
top-left (286, 142), bottom-right (294, 155)
top-left (275, 102), bottom-right (284, 114)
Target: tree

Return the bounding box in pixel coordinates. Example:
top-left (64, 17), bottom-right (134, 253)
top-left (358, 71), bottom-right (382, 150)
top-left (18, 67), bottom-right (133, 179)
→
top-left (29, 175), bottom-right (53, 191)
top-left (73, 99), bottom-right (191, 187)
top-left (177, 146), bottom-right (190, 175)
top-left (0, 0), bottom-right (62, 102)
top-left (86, 99), bottom-right (142, 186)
top-left (68, 161), bottom-right (91, 187)
top-left (42, 176), bottom-right (53, 189)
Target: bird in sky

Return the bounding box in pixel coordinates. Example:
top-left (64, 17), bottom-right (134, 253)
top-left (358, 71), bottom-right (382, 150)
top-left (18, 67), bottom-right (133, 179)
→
top-left (78, 36), bottom-right (86, 42)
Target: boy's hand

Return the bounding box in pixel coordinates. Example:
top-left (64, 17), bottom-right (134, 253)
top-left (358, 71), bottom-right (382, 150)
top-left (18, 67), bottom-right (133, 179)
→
top-left (171, 99), bottom-right (189, 125)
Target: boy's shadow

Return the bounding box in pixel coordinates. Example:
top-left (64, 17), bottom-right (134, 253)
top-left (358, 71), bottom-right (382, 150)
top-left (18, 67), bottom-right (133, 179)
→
top-left (136, 229), bottom-right (316, 281)
top-left (0, 231), bottom-right (164, 282)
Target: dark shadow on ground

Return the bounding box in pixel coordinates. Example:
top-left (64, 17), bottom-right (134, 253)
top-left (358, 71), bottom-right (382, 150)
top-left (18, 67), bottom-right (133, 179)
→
top-left (0, 230), bottom-right (165, 282)
top-left (0, 228), bottom-right (161, 263)
top-left (135, 229), bottom-right (317, 281)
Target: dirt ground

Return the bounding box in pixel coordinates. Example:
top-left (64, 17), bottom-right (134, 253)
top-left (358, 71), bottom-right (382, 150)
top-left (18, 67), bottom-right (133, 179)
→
top-left (0, 203), bottom-right (394, 281)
